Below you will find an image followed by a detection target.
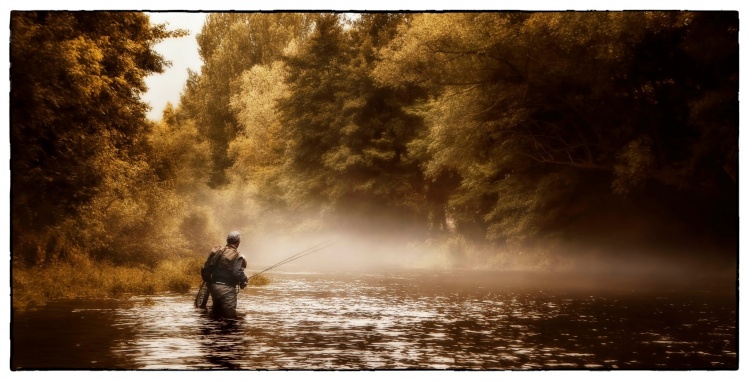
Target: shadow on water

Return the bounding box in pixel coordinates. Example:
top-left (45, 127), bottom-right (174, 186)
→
top-left (196, 312), bottom-right (246, 369)
top-left (12, 299), bottom-right (140, 370)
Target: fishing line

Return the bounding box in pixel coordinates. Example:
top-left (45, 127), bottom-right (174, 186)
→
top-left (247, 240), bottom-right (337, 279)
top-left (196, 240), bottom-right (337, 307)
top-left (259, 239), bottom-right (335, 270)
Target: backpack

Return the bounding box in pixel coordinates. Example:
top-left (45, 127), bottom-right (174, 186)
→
top-left (200, 245), bottom-right (224, 283)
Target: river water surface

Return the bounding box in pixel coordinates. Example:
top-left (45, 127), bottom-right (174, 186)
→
top-left (12, 270), bottom-right (737, 370)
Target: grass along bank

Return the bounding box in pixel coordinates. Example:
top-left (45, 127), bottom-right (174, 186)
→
top-left (12, 256), bottom-right (269, 312)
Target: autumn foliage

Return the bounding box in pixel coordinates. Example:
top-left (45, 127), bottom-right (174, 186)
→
top-left (10, 12), bottom-right (737, 277)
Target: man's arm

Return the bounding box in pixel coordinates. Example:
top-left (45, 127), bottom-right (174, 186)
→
top-left (232, 256), bottom-right (248, 286)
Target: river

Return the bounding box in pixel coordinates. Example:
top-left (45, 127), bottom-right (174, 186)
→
top-left (11, 270), bottom-right (737, 370)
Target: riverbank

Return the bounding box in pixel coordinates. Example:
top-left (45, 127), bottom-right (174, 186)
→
top-left (11, 256), bottom-right (269, 312)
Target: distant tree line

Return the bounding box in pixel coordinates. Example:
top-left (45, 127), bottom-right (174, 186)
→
top-left (10, 12), bottom-right (737, 268)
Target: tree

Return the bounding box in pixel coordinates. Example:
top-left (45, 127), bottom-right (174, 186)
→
top-left (275, 13), bottom-right (350, 213)
top-left (229, 61), bottom-right (289, 209)
top-left (148, 103), bottom-right (213, 192)
top-left (374, 12), bottom-right (737, 248)
top-left (10, 11), bottom-right (186, 264)
top-left (271, 13), bottom-right (430, 236)
top-left (182, 13), bottom-right (314, 186)
top-left (323, 13), bottom-right (430, 234)
top-left (75, 145), bottom-right (188, 265)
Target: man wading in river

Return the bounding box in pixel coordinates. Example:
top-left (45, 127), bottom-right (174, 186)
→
top-left (209, 231), bottom-right (249, 318)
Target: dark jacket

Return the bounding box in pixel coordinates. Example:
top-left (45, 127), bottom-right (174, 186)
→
top-left (211, 245), bottom-right (248, 287)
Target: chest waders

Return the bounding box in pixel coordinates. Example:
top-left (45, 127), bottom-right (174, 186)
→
top-left (195, 246), bottom-right (230, 308)
top-left (194, 240), bottom-right (337, 309)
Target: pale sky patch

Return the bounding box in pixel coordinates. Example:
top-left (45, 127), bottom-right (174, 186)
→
top-left (142, 12), bottom-right (208, 121)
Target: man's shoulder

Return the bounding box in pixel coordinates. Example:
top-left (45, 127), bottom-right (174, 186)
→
top-left (223, 246), bottom-right (242, 260)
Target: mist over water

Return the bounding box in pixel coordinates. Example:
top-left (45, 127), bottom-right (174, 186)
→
top-left (13, 218), bottom-right (736, 370)
top-left (237, 225), bottom-right (735, 293)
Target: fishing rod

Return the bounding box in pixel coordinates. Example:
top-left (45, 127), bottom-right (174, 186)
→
top-left (247, 240), bottom-right (337, 280)
top-left (195, 240), bottom-right (336, 308)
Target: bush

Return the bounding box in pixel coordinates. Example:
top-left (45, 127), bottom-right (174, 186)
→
top-left (248, 274), bottom-right (270, 286)
top-left (12, 254), bottom-right (272, 312)
top-left (166, 277), bottom-right (192, 293)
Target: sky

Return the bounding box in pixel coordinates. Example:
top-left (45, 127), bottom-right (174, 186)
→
top-left (142, 12), bottom-right (208, 121)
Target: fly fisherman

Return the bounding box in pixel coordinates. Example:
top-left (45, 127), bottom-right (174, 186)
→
top-left (210, 231), bottom-right (249, 318)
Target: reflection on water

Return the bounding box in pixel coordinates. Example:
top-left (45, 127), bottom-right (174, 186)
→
top-left (12, 270), bottom-right (737, 370)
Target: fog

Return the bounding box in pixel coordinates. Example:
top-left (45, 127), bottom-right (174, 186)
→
top-left (242, 229), bottom-right (423, 274)
top-left (196, 181), bottom-right (736, 296)
top-left (231, 223), bottom-right (735, 297)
